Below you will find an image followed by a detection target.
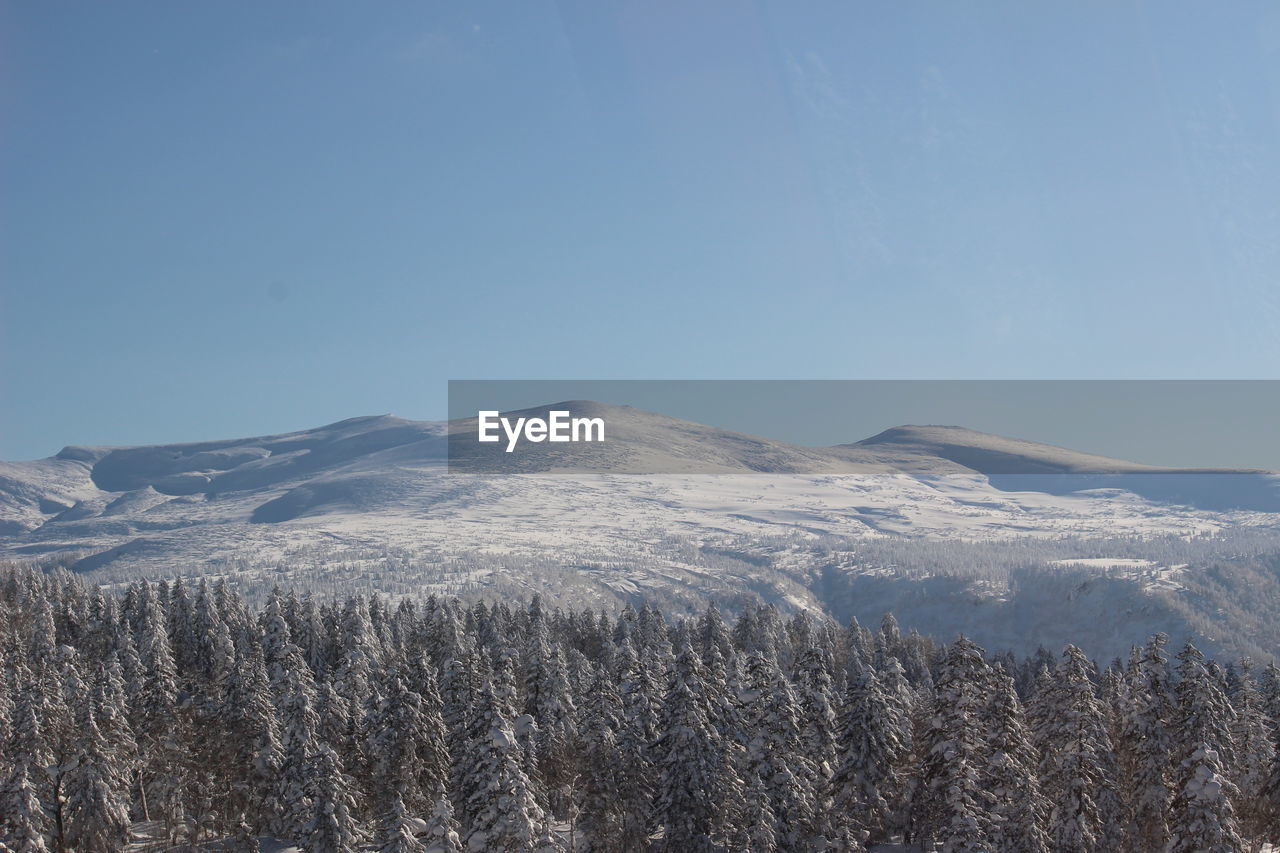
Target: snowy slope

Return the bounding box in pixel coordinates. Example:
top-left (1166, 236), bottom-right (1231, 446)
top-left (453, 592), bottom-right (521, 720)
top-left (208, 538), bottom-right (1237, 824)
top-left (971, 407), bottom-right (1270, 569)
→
top-left (3, 403), bottom-right (1280, 661)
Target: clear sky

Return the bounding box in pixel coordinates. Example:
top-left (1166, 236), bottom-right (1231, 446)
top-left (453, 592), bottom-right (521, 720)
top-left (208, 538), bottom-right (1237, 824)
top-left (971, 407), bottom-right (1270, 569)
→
top-left (3, 1), bottom-right (1279, 460)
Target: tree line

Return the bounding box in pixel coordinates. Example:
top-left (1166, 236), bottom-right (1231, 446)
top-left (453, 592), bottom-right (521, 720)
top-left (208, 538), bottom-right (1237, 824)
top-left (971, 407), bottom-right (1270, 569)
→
top-left (2, 563), bottom-right (1280, 852)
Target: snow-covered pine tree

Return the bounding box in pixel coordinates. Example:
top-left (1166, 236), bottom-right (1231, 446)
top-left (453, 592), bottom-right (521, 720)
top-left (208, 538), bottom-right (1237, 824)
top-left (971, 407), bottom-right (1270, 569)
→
top-left (93, 656), bottom-right (138, 790)
top-left (1024, 665), bottom-right (1055, 751)
top-left (5, 672), bottom-right (54, 833)
top-left (1175, 642), bottom-right (1238, 773)
top-left (1260, 743), bottom-right (1280, 846)
top-left (1036, 645), bottom-right (1123, 853)
top-left (489, 646), bottom-right (521, 725)
top-left (1259, 661), bottom-right (1280, 732)
top-left (794, 645), bottom-right (840, 782)
top-left (525, 646), bottom-right (577, 816)
top-left (440, 646), bottom-right (478, 822)
top-left (875, 612), bottom-right (904, 671)
top-left (612, 638), bottom-right (657, 848)
top-left (61, 692), bottom-right (130, 853)
top-left (521, 597), bottom-right (574, 811)
top-left (699, 605), bottom-right (745, 769)
top-left (794, 644), bottom-right (840, 840)
top-left (727, 603), bottom-right (761, 659)
top-left (333, 596), bottom-right (381, 791)
top-left (259, 592), bottom-right (316, 704)
top-left (412, 796), bottom-right (461, 853)
top-left (367, 668), bottom-right (434, 819)
top-left (1166, 641), bottom-right (1244, 853)
top-left (276, 665), bottom-right (321, 841)
top-left (738, 652), bottom-right (819, 850)
top-left (303, 743), bottom-right (362, 853)
top-left (699, 603), bottom-right (737, 671)
top-left (832, 659), bottom-right (906, 844)
top-left (1099, 661), bottom-right (1127, 781)
top-left (845, 615), bottom-right (874, 677)
top-left (876, 655), bottom-right (918, 835)
top-left (134, 591), bottom-right (188, 839)
top-left (1117, 632), bottom-right (1177, 851)
top-left (380, 660), bottom-right (452, 826)
top-left (741, 772), bottom-right (781, 853)
top-left (1167, 745), bottom-right (1244, 853)
top-left (909, 636), bottom-right (997, 853)
top-left (219, 634), bottom-right (284, 835)
top-left (983, 668), bottom-right (1050, 853)
top-left (376, 790), bottom-right (426, 853)
top-left (316, 682), bottom-right (355, 783)
top-left (574, 666), bottom-right (633, 851)
top-left (899, 629), bottom-right (936, 689)
top-left (1227, 659), bottom-right (1275, 840)
top-left (165, 578), bottom-right (195, 681)
top-left (0, 647), bottom-right (11, 748)
top-left (653, 640), bottom-right (741, 853)
top-left (0, 759), bottom-right (52, 853)
top-left (462, 678), bottom-right (550, 853)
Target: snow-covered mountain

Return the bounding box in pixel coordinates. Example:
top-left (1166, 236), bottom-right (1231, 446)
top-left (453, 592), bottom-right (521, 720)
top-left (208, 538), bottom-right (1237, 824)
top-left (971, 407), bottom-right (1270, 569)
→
top-left (3, 402), bottom-right (1280, 661)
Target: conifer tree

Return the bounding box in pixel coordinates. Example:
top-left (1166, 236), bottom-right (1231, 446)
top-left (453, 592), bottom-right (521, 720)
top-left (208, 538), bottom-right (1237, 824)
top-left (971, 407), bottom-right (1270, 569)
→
top-left (135, 593), bottom-right (187, 837)
top-left (909, 637), bottom-right (995, 853)
top-left (421, 797), bottom-right (463, 853)
top-left (612, 639), bottom-right (657, 847)
top-left (739, 652), bottom-right (818, 850)
top-left (376, 791), bottom-right (426, 853)
top-left (1036, 645), bottom-right (1123, 853)
top-left (1166, 642), bottom-right (1244, 853)
top-left (368, 667), bottom-right (449, 821)
top-left (0, 760), bottom-right (52, 853)
top-left (983, 669), bottom-right (1049, 853)
top-left (794, 645), bottom-right (840, 782)
top-left (1228, 660), bottom-right (1275, 839)
top-left (843, 615), bottom-right (873, 674)
top-left (1260, 744), bottom-right (1280, 846)
top-left (524, 646), bottom-right (577, 815)
top-left (1119, 633), bottom-right (1177, 851)
top-left (794, 644), bottom-right (840, 840)
top-left (1259, 661), bottom-right (1280, 730)
top-left (574, 667), bottom-right (632, 851)
top-left (260, 594), bottom-right (315, 704)
top-left (700, 603), bottom-right (737, 668)
top-left (1167, 745), bottom-right (1244, 853)
top-left (221, 637), bottom-right (284, 834)
top-left (304, 744), bottom-right (361, 853)
top-left (462, 679), bottom-right (548, 853)
top-left (62, 697), bottom-right (130, 853)
top-left (653, 641), bottom-right (741, 852)
top-left (833, 661), bottom-right (906, 844)
top-left (440, 647), bottom-right (477, 820)
top-left (741, 773), bottom-right (780, 853)
top-left (875, 612), bottom-right (904, 670)
top-left (699, 610), bottom-right (744, 770)
top-left (1175, 642), bottom-right (1238, 771)
top-left (277, 666), bottom-right (320, 840)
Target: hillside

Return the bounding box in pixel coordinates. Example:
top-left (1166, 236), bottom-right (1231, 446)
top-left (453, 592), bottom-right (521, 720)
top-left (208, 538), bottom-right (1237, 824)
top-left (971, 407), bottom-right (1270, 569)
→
top-left (3, 402), bottom-right (1280, 661)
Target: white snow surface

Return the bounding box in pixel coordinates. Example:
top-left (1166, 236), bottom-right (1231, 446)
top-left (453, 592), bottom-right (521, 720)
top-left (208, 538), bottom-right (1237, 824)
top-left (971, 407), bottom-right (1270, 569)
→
top-left (4, 404), bottom-right (1280, 661)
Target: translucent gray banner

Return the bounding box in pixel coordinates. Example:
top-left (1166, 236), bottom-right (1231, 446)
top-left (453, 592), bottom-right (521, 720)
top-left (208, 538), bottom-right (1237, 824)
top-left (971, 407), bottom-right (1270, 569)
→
top-left (446, 380), bottom-right (1280, 509)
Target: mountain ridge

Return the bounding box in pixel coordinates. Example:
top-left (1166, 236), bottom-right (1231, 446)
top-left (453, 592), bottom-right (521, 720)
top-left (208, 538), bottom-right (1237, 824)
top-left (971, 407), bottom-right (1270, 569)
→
top-left (4, 401), bottom-right (1278, 534)
top-left (4, 402), bottom-right (1280, 661)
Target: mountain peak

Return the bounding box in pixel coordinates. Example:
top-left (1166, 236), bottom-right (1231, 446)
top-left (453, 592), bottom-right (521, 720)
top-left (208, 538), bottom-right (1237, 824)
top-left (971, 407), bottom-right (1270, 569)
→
top-left (846, 423), bottom-right (1154, 475)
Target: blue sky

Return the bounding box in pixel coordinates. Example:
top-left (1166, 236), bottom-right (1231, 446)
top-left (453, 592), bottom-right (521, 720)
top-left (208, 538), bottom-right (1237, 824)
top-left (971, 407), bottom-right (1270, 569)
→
top-left (3, 1), bottom-right (1279, 459)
